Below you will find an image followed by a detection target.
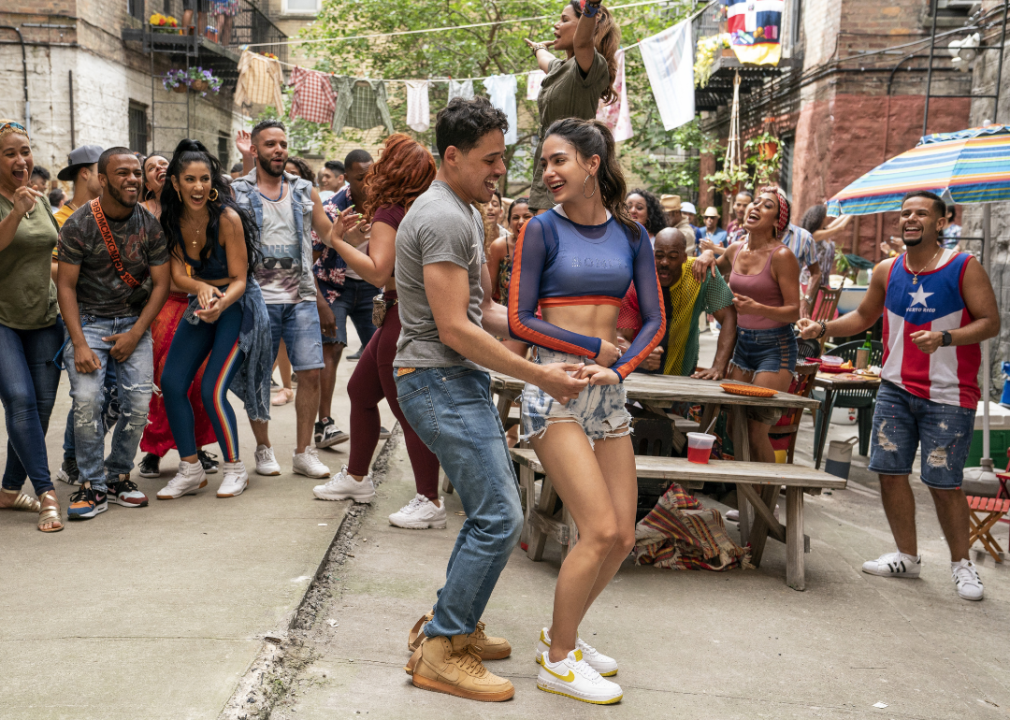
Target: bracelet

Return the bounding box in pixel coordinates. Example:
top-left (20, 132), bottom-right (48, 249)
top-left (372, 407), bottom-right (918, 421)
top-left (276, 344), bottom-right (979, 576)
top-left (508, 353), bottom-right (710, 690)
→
top-left (817, 320), bottom-right (827, 339)
top-left (530, 42), bottom-right (548, 56)
top-left (582, 0), bottom-right (602, 17)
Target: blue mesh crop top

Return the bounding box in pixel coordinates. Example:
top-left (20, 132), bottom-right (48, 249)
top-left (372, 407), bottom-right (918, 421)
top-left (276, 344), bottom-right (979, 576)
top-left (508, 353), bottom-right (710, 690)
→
top-left (507, 208), bottom-right (666, 380)
top-left (182, 222), bottom-right (230, 281)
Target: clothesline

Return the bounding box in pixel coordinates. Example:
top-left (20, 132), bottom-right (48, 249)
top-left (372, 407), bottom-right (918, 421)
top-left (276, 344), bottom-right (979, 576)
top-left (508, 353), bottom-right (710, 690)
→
top-left (242, 0), bottom-right (678, 49)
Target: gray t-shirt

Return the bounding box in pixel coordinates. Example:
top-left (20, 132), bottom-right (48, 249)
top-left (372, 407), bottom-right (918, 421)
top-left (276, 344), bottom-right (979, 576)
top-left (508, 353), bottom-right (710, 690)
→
top-left (394, 181), bottom-right (486, 369)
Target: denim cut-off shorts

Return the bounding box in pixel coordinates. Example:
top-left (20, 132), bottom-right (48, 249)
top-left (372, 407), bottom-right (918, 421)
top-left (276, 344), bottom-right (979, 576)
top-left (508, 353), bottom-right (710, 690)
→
top-left (868, 381), bottom-right (976, 490)
top-left (731, 324), bottom-right (798, 376)
top-left (521, 347), bottom-right (632, 447)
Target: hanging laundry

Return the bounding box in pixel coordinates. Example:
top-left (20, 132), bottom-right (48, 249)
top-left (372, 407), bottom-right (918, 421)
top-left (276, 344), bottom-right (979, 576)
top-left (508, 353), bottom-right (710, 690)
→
top-left (405, 80), bottom-right (430, 133)
top-left (526, 70), bottom-right (546, 101)
top-left (447, 79), bottom-right (474, 102)
top-left (483, 74), bottom-right (517, 145)
top-left (639, 19), bottom-right (695, 131)
top-left (234, 49), bottom-right (284, 113)
top-left (596, 48), bottom-right (633, 142)
top-left (330, 77), bottom-right (395, 136)
top-left (290, 67), bottom-right (337, 125)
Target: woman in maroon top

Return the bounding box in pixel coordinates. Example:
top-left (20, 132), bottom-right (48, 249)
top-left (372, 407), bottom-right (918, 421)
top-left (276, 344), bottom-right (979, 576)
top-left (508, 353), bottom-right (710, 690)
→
top-left (311, 135), bottom-right (444, 530)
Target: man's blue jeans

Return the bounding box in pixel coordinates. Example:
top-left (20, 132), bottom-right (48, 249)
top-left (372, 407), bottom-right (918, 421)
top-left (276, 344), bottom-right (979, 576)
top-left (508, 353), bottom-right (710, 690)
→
top-left (64, 316), bottom-right (154, 492)
top-left (62, 361), bottom-right (118, 460)
top-left (395, 366), bottom-right (523, 638)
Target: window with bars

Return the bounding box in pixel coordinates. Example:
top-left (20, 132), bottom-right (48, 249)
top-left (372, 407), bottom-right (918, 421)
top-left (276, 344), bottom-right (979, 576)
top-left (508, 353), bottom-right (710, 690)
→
top-left (128, 0), bottom-right (145, 21)
top-left (778, 133), bottom-right (794, 202)
top-left (218, 133), bottom-right (230, 171)
top-left (128, 103), bottom-right (149, 154)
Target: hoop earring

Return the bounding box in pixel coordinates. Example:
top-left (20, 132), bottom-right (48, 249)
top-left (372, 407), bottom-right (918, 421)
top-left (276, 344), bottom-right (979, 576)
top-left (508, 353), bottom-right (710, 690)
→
top-left (582, 174), bottom-right (597, 199)
top-left (209, 188), bottom-right (219, 202)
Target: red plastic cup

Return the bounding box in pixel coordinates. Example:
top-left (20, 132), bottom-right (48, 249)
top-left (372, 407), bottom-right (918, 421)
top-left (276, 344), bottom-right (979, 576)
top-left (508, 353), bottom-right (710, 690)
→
top-left (686, 432), bottom-right (715, 464)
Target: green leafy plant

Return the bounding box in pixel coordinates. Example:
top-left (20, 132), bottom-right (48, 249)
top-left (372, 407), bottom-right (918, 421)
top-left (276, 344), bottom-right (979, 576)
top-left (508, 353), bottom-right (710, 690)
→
top-left (744, 131), bottom-right (780, 186)
top-left (705, 165), bottom-right (750, 195)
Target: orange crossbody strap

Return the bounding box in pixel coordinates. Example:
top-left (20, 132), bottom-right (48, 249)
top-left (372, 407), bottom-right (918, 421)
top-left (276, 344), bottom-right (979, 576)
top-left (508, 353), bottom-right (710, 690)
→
top-left (90, 198), bottom-right (141, 289)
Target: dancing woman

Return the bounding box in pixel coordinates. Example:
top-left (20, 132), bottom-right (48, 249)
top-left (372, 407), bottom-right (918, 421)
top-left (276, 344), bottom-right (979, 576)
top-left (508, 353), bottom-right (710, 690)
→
top-left (157, 139), bottom-right (272, 500)
top-left (138, 149), bottom-right (220, 480)
top-left (508, 118), bottom-right (665, 704)
top-left (625, 188), bottom-right (667, 245)
top-left (526, 0), bottom-right (620, 212)
top-left (714, 187), bottom-right (800, 462)
top-left (311, 134), bottom-right (445, 530)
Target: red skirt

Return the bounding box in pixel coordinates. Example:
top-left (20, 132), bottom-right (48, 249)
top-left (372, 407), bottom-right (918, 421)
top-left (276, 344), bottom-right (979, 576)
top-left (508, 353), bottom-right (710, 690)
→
top-left (140, 293), bottom-right (217, 457)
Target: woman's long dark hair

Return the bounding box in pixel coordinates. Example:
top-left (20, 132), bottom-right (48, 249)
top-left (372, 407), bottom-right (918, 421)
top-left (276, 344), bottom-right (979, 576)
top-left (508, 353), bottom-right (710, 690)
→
top-left (544, 117), bottom-right (637, 235)
top-left (800, 204), bottom-right (827, 236)
top-left (628, 188), bottom-right (668, 236)
top-left (568, 0), bottom-right (621, 105)
top-left (160, 139), bottom-right (262, 271)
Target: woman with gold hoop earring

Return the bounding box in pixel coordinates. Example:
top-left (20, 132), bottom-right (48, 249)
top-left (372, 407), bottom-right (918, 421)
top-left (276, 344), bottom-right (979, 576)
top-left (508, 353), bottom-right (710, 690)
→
top-left (154, 138), bottom-right (272, 500)
top-left (508, 118), bottom-right (665, 704)
top-left (137, 147), bottom-right (221, 483)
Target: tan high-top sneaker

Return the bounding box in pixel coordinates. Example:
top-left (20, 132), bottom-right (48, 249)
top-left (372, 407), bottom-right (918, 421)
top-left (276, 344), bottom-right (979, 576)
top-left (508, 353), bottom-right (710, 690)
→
top-left (405, 635), bottom-right (515, 702)
top-left (407, 611), bottom-right (512, 660)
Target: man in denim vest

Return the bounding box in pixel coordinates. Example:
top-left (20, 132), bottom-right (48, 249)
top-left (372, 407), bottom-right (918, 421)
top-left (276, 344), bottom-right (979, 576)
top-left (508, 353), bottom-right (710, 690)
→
top-left (232, 120), bottom-right (336, 479)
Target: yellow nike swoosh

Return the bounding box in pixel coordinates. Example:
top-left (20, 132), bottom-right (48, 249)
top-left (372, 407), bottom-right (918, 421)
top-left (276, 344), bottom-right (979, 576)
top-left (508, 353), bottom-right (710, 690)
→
top-left (542, 664), bottom-right (575, 682)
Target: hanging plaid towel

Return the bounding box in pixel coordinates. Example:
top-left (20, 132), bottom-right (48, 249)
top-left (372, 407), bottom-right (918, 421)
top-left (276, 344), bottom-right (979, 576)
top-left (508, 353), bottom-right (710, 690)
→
top-left (596, 48), bottom-right (632, 143)
top-left (724, 0), bottom-right (784, 65)
top-left (290, 67), bottom-right (337, 124)
top-left (234, 50), bottom-right (285, 113)
top-left (634, 483), bottom-right (752, 571)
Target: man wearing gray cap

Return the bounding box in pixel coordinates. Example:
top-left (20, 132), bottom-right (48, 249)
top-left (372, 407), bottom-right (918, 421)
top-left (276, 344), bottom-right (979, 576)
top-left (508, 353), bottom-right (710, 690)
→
top-left (54, 145), bottom-right (103, 228)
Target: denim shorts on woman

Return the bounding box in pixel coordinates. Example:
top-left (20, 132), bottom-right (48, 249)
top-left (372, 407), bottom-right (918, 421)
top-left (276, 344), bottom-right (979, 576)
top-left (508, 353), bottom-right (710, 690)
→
top-left (521, 347), bottom-right (631, 446)
top-left (868, 381), bottom-right (976, 489)
top-left (731, 324), bottom-right (798, 375)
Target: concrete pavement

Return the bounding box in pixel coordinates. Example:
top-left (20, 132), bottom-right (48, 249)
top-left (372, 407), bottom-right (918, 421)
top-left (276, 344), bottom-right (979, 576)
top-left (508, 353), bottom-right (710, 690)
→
top-left (0, 340), bottom-right (394, 720)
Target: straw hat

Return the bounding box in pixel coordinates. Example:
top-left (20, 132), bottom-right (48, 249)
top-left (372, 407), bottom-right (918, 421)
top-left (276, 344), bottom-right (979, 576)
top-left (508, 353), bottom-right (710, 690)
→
top-left (703, 206), bottom-right (721, 218)
top-left (660, 194), bottom-right (681, 212)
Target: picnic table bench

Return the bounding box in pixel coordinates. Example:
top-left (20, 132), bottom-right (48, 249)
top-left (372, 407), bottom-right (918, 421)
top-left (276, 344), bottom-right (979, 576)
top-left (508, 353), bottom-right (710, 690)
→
top-left (510, 447), bottom-right (846, 591)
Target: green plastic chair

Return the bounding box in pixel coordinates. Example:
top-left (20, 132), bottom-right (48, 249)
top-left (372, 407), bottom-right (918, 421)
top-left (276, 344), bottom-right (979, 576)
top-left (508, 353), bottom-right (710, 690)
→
top-left (813, 340), bottom-right (884, 457)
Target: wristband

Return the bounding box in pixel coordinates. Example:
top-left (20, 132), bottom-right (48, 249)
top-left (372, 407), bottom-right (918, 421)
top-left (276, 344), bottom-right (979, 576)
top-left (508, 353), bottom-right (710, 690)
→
top-left (817, 320), bottom-right (827, 339)
top-left (581, 0), bottom-right (602, 16)
top-left (530, 42), bottom-right (547, 56)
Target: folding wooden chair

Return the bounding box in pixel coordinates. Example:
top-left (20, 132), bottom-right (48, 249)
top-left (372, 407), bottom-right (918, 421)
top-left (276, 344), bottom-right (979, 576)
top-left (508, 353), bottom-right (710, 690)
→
top-left (966, 449), bottom-right (1010, 562)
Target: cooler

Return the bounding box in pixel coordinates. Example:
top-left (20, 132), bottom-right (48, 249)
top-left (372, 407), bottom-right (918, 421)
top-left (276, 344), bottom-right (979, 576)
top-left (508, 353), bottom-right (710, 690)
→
top-left (965, 402), bottom-right (1010, 468)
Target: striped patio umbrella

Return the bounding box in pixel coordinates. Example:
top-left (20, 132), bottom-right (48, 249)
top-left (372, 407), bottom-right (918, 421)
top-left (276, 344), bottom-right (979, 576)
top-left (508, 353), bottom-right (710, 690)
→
top-left (827, 124), bottom-right (1010, 216)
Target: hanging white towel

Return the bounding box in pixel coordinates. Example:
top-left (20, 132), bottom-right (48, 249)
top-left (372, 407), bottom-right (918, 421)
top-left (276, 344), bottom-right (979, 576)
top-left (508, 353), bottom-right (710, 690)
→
top-left (448, 79), bottom-right (474, 102)
top-left (406, 80), bottom-right (430, 133)
top-left (526, 70), bottom-right (546, 101)
top-left (483, 74), bottom-right (518, 145)
top-left (640, 19), bottom-right (695, 131)
top-left (596, 49), bottom-right (633, 142)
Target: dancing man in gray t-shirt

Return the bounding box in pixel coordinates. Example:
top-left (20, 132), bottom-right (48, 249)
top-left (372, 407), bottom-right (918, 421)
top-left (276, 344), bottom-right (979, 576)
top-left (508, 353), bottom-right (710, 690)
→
top-left (395, 98), bottom-right (587, 702)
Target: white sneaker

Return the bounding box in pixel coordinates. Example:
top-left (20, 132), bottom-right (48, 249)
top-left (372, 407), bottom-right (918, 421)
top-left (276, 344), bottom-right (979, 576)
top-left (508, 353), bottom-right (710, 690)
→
top-left (217, 461), bottom-right (249, 498)
top-left (389, 493), bottom-right (447, 529)
top-left (951, 559), bottom-right (983, 601)
top-left (156, 461), bottom-right (208, 500)
top-left (536, 649), bottom-right (622, 704)
top-left (254, 445), bottom-right (281, 476)
top-left (313, 466), bottom-right (376, 503)
top-left (861, 551), bottom-right (921, 577)
top-left (536, 627), bottom-right (618, 676)
top-left (293, 446), bottom-right (330, 478)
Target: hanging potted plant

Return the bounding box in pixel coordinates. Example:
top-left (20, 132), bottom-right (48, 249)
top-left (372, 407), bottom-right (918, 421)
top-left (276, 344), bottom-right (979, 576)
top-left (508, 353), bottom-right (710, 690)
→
top-left (149, 13), bottom-right (180, 33)
top-left (705, 166), bottom-right (751, 196)
top-left (162, 69), bottom-right (190, 93)
top-left (186, 67), bottom-right (222, 96)
top-left (745, 132), bottom-right (781, 186)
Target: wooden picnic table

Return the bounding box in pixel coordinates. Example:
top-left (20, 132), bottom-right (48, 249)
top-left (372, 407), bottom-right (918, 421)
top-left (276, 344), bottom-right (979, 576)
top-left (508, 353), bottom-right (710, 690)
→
top-left (812, 372), bottom-right (882, 469)
top-left (488, 371), bottom-right (823, 556)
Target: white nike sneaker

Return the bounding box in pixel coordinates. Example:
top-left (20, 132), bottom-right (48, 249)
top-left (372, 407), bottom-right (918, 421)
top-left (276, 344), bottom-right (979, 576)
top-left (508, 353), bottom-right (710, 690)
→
top-left (254, 445), bottom-right (281, 476)
top-left (313, 466), bottom-right (376, 503)
top-left (536, 649), bottom-right (622, 704)
top-left (389, 493), bottom-right (447, 529)
top-left (217, 461), bottom-right (249, 498)
top-left (536, 627), bottom-right (618, 676)
top-left (951, 559), bottom-right (983, 601)
top-left (156, 460), bottom-right (208, 500)
top-left (293, 446), bottom-right (330, 478)
top-left (861, 551), bottom-right (921, 577)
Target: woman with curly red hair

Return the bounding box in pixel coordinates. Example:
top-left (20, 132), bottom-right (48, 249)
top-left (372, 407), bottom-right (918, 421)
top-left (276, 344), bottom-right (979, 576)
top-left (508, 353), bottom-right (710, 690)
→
top-left (311, 134), bottom-right (444, 529)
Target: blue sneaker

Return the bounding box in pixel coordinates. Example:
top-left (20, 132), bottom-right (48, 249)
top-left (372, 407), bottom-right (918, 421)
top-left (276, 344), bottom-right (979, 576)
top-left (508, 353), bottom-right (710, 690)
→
top-left (67, 484), bottom-right (108, 520)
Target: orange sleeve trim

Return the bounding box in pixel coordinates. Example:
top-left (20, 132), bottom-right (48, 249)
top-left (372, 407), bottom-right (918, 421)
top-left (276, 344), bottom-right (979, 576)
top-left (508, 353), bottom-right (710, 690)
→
top-left (616, 265), bottom-right (666, 379)
top-left (507, 221), bottom-right (598, 358)
top-left (538, 296), bottom-right (622, 309)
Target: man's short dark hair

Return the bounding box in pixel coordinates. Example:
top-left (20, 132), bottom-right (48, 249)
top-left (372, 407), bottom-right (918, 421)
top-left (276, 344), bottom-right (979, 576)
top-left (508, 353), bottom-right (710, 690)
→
top-left (48, 188), bottom-right (65, 206)
top-left (343, 150), bottom-right (372, 170)
top-left (98, 146), bottom-right (136, 175)
top-left (324, 159), bottom-right (346, 175)
top-left (434, 97), bottom-right (509, 160)
top-left (901, 190), bottom-right (945, 217)
top-left (230, 162), bottom-right (244, 174)
top-left (31, 165), bottom-right (50, 182)
top-left (251, 119), bottom-right (286, 142)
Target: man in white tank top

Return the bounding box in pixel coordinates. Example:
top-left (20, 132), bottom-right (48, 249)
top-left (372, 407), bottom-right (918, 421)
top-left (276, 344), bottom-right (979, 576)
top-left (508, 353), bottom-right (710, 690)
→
top-left (798, 191), bottom-right (999, 601)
